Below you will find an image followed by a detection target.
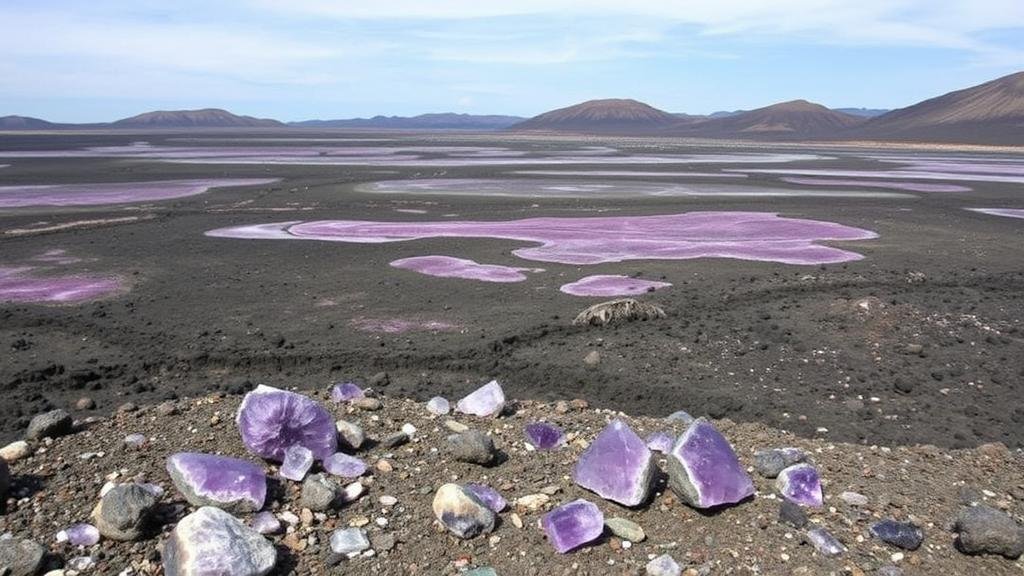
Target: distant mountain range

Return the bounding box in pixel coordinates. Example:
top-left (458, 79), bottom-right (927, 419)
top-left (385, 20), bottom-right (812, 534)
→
top-left (290, 113), bottom-right (524, 130)
top-left (2, 72), bottom-right (1022, 144)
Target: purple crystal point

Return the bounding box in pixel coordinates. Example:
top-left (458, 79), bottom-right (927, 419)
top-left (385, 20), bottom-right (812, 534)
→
top-left (645, 431), bottom-right (675, 454)
top-left (465, 483), bottom-right (507, 512)
top-left (166, 453), bottom-right (267, 513)
top-left (251, 512), bottom-right (281, 535)
top-left (330, 382), bottom-right (365, 403)
top-left (666, 418), bottom-right (754, 509)
top-left (456, 380), bottom-right (505, 418)
top-left (524, 422), bottom-right (565, 450)
top-left (280, 445), bottom-right (314, 482)
top-left (323, 452), bottom-right (367, 479)
top-left (572, 419), bottom-right (653, 507)
top-left (807, 528), bottom-right (846, 556)
top-left (776, 464), bottom-right (823, 507)
top-left (56, 524), bottom-right (101, 547)
top-left (541, 499), bottom-right (605, 554)
top-left (236, 385), bottom-right (337, 462)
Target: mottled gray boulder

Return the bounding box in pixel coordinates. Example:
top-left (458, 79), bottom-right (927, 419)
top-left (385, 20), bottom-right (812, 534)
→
top-left (0, 538), bottom-right (45, 576)
top-left (335, 420), bottom-right (365, 451)
top-left (753, 447), bottom-right (806, 478)
top-left (164, 506), bottom-right (276, 576)
top-left (92, 483), bottom-right (159, 541)
top-left (26, 409), bottom-right (73, 440)
top-left (446, 430), bottom-right (497, 465)
top-left (954, 505), bottom-right (1024, 558)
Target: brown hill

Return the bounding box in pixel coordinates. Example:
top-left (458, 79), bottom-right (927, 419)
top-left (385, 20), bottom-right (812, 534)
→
top-left (850, 71), bottom-right (1024, 144)
top-left (112, 108), bottom-right (284, 128)
top-left (512, 99), bottom-right (678, 133)
top-left (673, 100), bottom-right (865, 139)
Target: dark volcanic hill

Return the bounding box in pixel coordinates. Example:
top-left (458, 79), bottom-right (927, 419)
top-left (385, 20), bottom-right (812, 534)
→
top-left (291, 113), bottom-right (524, 130)
top-left (512, 99), bottom-right (678, 133)
top-left (849, 72), bottom-right (1024, 144)
top-left (674, 100), bottom-right (865, 138)
top-left (112, 108), bottom-right (283, 128)
top-left (0, 115), bottom-right (61, 130)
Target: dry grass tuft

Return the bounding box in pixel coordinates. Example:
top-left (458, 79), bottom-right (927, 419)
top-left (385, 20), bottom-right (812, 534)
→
top-left (572, 298), bottom-right (666, 327)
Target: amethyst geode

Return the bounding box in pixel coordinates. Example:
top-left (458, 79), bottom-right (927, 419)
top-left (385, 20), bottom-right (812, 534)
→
top-left (776, 464), bottom-right (823, 508)
top-left (541, 499), bottom-right (605, 553)
top-left (236, 385), bottom-right (337, 462)
top-left (524, 422), bottom-right (565, 450)
top-left (572, 419), bottom-right (653, 507)
top-left (167, 453), bottom-right (267, 513)
top-left (666, 418), bottom-right (754, 509)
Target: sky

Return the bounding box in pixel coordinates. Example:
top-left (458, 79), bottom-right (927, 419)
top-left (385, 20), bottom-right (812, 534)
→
top-left (2, 0), bottom-right (1023, 122)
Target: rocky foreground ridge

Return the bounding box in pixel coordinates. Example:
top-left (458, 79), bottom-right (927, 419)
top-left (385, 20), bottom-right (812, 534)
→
top-left (1, 379), bottom-right (1023, 576)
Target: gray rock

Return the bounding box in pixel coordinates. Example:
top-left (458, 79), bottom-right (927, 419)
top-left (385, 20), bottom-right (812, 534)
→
top-left (0, 538), bottom-right (45, 576)
top-left (954, 505), bottom-right (1024, 558)
top-left (26, 409), bottom-right (73, 440)
top-left (583, 350), bottom-right (601, 366)
top-left (605, 517), bottom-right (645, 542)
top-left (75, 397), bottom-right (96, 411)
top-left (368, 372), bottom-right (390, 388)
top-left (0, 458), bottom-right (9, 500)
top-left (447, 430), bottom-right (497, 466)
top-left (779, 500), bottom-right (808, 528)
top-left (753, 447), bottom-right (806, 478)
top-left (839, 491), bottom-right (869, 507)
top-left (335, 420), bottom-right (365, 451)
top-left (164, 506), bottom-right (276, 576)
top-left (380, 432), bottom-right (409, 448)
top-left (664, 410), bottom-right (694, 427)
top-left (352, 397), bottom-right (382, 411)
top-left (300, 474), bottom-right (340, 511)
top-left (876, 566), bottom-right (903, 576)
top-left (91, 483), bottom-right (159, 541)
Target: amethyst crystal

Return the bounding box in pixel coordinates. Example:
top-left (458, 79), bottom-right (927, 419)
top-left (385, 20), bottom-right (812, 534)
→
top-left (870, 519), bottom-right (924, 550)
top-left (167, 453), bottom-right (267, 514)
top-left (807, 528), bottom-right (846, 556)
top-left (323, 452), bottom-right (367, 479)
top-left (572, 420), bottom-right (653, 507)
top-left (456, 380), bottom-right (505, 418)
top-left (645, 431), bottom-right (675, 454)
top-left (541, 499), bottom-right (604, 554)
top-left (56, 524), bottom-right (101, 547)
top-left (431, 483), bottom-right (496, 539)
top-left (524, 422), bottom-right (565, 450)
top-left (251, 512), bottom-right (281, 535)
top-left (236, 385), bottom-right (337, 462)
top-left (465, 483), bottom-right (507, 513)
top-left (330, 382), bottom-right (364, 403)
top-left (776, 464), bottom-right (823, 507)
top-left (280, 445), bottom-right (314, 481)
top-left (164, 507), bottom-right (276, 576)
top-left (666, 418), bottom-right (754, 509)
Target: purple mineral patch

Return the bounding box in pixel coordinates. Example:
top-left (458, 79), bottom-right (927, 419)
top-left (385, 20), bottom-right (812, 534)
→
top-left (0, 178), bottom-right (277, 208)
top-left (56, 524), bottom-right (101, 547)
top-left (572, 419), bottom-right (653, 506)
top-left (350, 317), bottom-right (460, 334)
top-left (560, 275), bottom-right (671, 297)
top-left (323, 453), bottom-right (367, 479)
top-left (236, 385), bottom-right (338, 462)
top-left (775, 463), bottom-right (823, 507)
top-left (524, 422), bottom-right (566, 451)
top-left (968, 208), bottom-right (1024, 220)
top-left (207, 211), bottom-right (877, 266)
top-left (390, 256), bottom-right (541, 283)
top-left (541, 499), bottom-right (605, 554)
top-left (666, 418), bottom-right (754, 509)
top-left (166, 453), bottom-right (267, 513)
top-left (465, 483), bottom-right (507, 513)
top-left (0, 267), bottom-right (122, 304)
